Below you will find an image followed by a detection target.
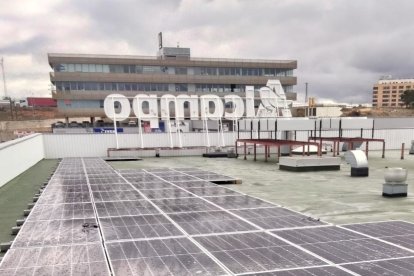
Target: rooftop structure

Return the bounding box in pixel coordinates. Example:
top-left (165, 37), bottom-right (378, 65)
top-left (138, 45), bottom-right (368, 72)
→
top-left (372, 78), bottom-right (414, 108)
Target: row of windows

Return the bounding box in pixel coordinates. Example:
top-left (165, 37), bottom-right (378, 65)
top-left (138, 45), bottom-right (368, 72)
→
top-left (56, 82), bottom-right (170, 92)
top-left (380, 85), bottom-right (412, 90)
top-left (54, 63), bottom-right (294, 77)
top-left (55, 81), bottom-right (293, 93)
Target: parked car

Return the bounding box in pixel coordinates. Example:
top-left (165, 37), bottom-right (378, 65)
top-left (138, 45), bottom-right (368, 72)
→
top-left (69, 121), bottom-right (79, 128)
top-left (128, 120), bottom-right (137, 127)
top-left (53, 121), bottom-right (65, 128)
top-left (82, 121), bottom-right (90, 127)
top-left (95, 120), bottom-right (105, 127)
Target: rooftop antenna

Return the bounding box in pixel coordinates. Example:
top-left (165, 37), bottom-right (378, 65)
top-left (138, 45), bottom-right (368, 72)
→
top-left (0, 57), bottom-right (7, 98)
top-left (158, 32), bottom-right (163, 49)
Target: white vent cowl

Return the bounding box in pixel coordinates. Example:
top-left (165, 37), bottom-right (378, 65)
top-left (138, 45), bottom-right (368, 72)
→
top-left (384, 168), bottom-right (407, 184)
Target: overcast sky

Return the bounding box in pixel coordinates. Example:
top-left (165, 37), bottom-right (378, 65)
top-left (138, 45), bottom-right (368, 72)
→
top-left (1, 0), bottom-right (413, 103)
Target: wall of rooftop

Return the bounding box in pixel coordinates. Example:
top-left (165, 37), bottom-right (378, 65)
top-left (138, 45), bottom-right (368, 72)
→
top-left (0, 134), bottom-right (45, 188)
top-left (42, 132), bottom-right (238, 158)
top-left (41, 127), bottom-right (414, 158)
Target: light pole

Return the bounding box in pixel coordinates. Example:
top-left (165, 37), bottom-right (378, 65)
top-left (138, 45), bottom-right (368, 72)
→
top-left (0, 57), bottom-right (7, 98)
top-left (31, 93), bottom-right (35, 120)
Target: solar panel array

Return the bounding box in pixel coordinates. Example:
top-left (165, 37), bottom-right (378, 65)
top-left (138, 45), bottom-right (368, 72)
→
top-left (1, 158), bottom-right (414, 276)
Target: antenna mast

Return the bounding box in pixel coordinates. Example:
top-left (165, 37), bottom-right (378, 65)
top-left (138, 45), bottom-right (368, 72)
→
top-left (0, 57), bottom-right (7, 98)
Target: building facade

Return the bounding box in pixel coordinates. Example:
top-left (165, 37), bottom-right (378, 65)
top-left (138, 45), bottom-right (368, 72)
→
top-left (48, 46), bottom-right (297, 118)
top-left (373, 78), bottom-right (414, 107)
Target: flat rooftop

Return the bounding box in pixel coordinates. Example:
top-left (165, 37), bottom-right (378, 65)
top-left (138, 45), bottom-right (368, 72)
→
top-left (1, 151), bottom-right (414, 275)
top-left (109, 150), bottom-right (414, 225)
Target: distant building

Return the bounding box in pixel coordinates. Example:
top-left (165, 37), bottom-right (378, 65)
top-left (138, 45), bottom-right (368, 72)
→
top-left (48, 44), bottom-right (297, 119)
top-left (373, 78), bottom-right (414, 107)
top-left (292, 104), bottom-right (344, 117)
top-left (26, 97), bottom-right (57, 107)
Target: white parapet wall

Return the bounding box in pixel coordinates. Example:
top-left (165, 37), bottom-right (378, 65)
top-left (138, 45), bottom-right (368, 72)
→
top-left (42, 132), bottom-right (240, 158)
top-left (0, 133), bottom-right (45, 188)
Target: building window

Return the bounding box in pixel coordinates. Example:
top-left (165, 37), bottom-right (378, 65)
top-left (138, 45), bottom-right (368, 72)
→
top-left (175, 84), bottom-right (188, 92)
top-left (96, 64), bottom-right (103, 73)
top-left (175, 67), bottom-right (187, 75)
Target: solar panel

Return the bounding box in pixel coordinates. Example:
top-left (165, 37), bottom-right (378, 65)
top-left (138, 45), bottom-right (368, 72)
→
top-left (342, 221), bottom-right (414, 251)
top-left (182, 171), bottom-right (238, 182)
top-left (275, 227), bottom-right (414, 264)
top-left (0, 243), bottom-right (111, 276)
top-left (195, 232), bottom-right (327, 274)
top-left (12, 218), bottom-right (101, 248)
top-left (28, 203), bottom-right (95, 221)
top-left (106, 237), bottom-right (227, 276)
top-left (122, 174), bottom-right (160, 182)
top-left (140, 188), bottom-right (195, 199)
top-left (99, 214), bottom-right (183, 241)
top-left (95, 200), bottom-right (160, 217)
top-left (343, 257), bottom-right (414, 276)
top-left (92, 190), bottom-right (143, 202)
top-left (170, 180), bottom-right (218, 189)
top-left (88, 177), bottom-right (126, 185)
top-left (244, 266), bottom-right (352, 275)
top-left (342, 221), bottom-right (414, 237)
top-left (275, 226), bottom-right (363, 245)
top-left (44, 185), bottom-right (90, 193)
top-left (89, 183), bottom-right (136, 192)
top-left (47, 179), bottom-right (88, 186)
top-left (168, 210), bottom-right (259, 235)
top-left (231, 207), bottom-right (326, 230)
top-left (151, 197), bottom-right (220, 213)
top-left (157, 175), bottom-right (200, 182)
top-left (4, 158), bottom-right (413, 276)
top-left (36, 191), bottom-right (91, 205)
top-left (382, 235), bottom-right (414, 251)
top-left (205, 195), bottom-right (276, 210)
top-left (131, 181), bottom-right (176, 190)
top-left (185, 186), bottom-right (241, 197)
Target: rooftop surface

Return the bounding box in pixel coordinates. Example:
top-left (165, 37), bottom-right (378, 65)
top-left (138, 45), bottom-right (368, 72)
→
top-left (1, 151), bottom-right (414, 275)
top-left (110, 150), bottom-right (414, 225)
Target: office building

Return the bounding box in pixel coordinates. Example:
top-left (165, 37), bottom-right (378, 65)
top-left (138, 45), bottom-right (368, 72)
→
top-left (48, 45), bottom-right (297, 119)
top-left (372, 78), bottom-right (414, 107)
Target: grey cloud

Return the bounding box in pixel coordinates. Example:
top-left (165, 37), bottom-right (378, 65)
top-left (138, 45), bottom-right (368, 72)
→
top-left (0, 35), bottom-right (49, 55)
top-left (2, 0), bottom-right (414, 103)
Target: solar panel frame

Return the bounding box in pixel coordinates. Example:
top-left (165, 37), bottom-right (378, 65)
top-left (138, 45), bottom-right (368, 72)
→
top-left (194, 232), bottom-right (328, 274)
top-left (92, 190), bottom-right (144, 202)
top-left (27, 202), bottom-right (95, 221)
top-left (94, 200), bottom-right (161, 217)
top-left (342, 221), bottom-right (414, 238)
top-left (240, 265), bottom-right (353, 275)
top-left (342, 257), bottom-right (414, 276)
top-left (99, 214), bottom-right (184, 241)
top-left (205, 195), bottom-right (276, 210)
top-left (106, 237), bottom-right (228, 276)
top-left (0, 243), bottom-right (111, 276)
top-left (184, 186), bottom-right (242, 197)
top-left (139, 188), bottom-right (195, 199)
top-left (150, 197), bottom-right (221, 213)
top-left (168, 210), bottom-right (260, 235)
top-left (232, 207), bottom-right (326, 230)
